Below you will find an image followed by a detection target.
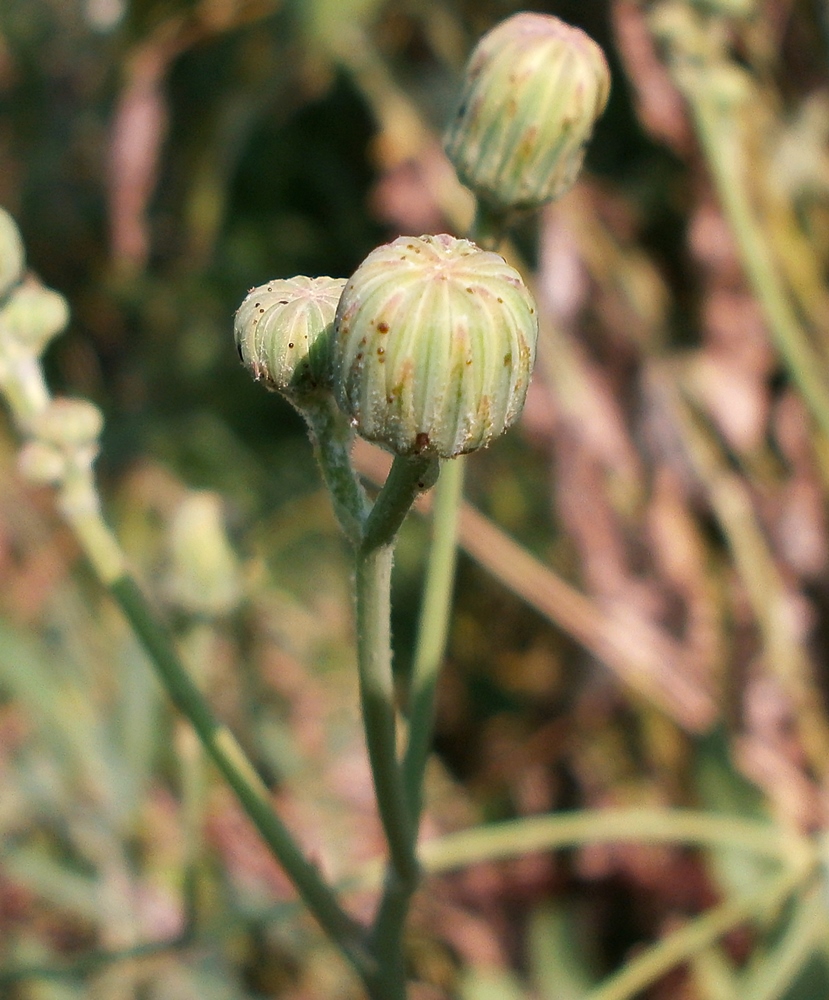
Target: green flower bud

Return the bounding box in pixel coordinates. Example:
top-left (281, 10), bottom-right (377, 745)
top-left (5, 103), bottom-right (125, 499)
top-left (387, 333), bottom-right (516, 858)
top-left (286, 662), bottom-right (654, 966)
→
top-left (0, 208), bottom-right (25, 301)
top-left (0, 280), bottom-right (69, 356)
top-left (234, 276), bottom-right (346, 402)
top-left (332, 234), bottom-right (538, 459)
top-left (166, 492), bottom-right (242, 617)
top-left (444, 13), bottom-right (610, 216)
top-left (31, 397), bottom-right (103, 449)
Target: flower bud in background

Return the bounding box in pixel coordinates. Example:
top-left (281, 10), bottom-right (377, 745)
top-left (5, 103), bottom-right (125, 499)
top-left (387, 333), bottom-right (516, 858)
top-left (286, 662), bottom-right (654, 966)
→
top-left (0, 208), bottom-right (25, 301)
top-left (31, 397), bottom-right (103, 450)
top-left (444, 13), bottom-right (610, 218)
top-left (234, 276), bottom-right (346, 404)
top-left (165, 491), bottom-right (242, 617)
top-left (332, 234), bottom-right (538, 459)
top-left (0, 280), bottom-right (70, 358)
top-left (18, 440), bottom-right (68, 485)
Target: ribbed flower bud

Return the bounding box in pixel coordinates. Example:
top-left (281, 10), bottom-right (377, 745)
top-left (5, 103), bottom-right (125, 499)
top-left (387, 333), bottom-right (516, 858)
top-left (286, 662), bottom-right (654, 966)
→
top-left (0, 280), bottom-right (69, 356)
top-left (444, 13), bottom-right (610, 216)
top-left (332, 234), bottom-right (538, 459)
top-left (234, 276), bottom-right (346, 403)
top-left (0, 208), bottom-right (25, 301)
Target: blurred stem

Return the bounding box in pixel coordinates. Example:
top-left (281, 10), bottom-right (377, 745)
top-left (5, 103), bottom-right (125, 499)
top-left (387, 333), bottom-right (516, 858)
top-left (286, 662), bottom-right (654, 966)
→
top-left (419, 809), bottom-right (814, 874)
top-left (686, 78), bottom-right (829, 440)
top-left (47, 462), bottom-right (375, 981)
top-left (738, 884), bottom-right (828, 1000)
top-left (176, 625), bottom-right (213, 933)
top-left (584, 864), bottom-right (814, 1000)
top-left (108, 575), bottom-right (373, 980)
top-left (403, 455), bottom-right (465, 824)
top-left (0, 355), bottom-right (51, 427)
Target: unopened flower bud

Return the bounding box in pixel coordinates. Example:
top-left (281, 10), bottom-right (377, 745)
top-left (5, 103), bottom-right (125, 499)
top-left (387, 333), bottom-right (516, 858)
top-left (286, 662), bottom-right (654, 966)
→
top-left (18, 440), bottom-right (68, 485)
top-left (444, 13), bottom-right (610, 216)
top-left (234, 276), bottom-right (346, 403)
top-left (31, 397), bottom-right (103, 449)
top-left (0, 280), bottom-right (69, 356)
top-left (332, 234), bottom-right (538, 459)
top-left (0, 208), bottom-right (25, 301)
top-left (166, 492), bottom-right (242, 617)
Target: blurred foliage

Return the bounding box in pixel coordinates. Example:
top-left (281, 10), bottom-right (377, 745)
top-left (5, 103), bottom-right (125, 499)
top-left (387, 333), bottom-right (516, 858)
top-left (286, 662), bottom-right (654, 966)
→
top-left (4, 0), bottom-right (829, 998)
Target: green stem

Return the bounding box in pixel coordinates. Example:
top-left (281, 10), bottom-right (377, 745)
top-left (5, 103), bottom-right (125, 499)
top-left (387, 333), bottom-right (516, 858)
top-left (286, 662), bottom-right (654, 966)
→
top-left (362, 452), bottom-right (439, 551)
top-left (355, 544), bottom-right (417, 888)
top-left (419, 809), bottom-right (814, 873)
top-left (584, 864), bottom-right (813, 1000)
top-left (108, 575), bottom-right (374, 983)
top-left (354, 453), bottom-right (440, 998)
top-left (303, 394), bottom-right (370, 547)
top-left (687, 79), bottom-right (829, 438)
top-left (403, 455), bottom-right (465, 824)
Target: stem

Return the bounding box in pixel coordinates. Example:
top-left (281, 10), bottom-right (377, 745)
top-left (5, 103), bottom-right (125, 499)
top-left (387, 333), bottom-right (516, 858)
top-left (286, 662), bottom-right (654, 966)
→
top-left (355, 545), bottom-right (417, 887)
top-left (403, 455), bottom-right (465, 824)
top-left (108, 575), bottom-right (374, 981)
top-left (584, 865), bottom-right (813, 1000)
top-left (354, 453), bottom-right (440, 997)
top-left (685, 76), bottom-right (829, 438)
top-left (362, 452), bottom-right (439, 551)
top-left (419, 809), bottom-right (814, 873)
top-left (302, 394), bottom-right (370, 547)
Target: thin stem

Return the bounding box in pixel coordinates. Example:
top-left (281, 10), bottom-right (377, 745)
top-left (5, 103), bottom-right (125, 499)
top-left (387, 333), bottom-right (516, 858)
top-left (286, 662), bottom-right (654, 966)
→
top-left (685, 75), bottom-right (829, 439)
top-left (584, 865), bottom-right (813, 1000)
top-left (362, 452), bottom-right (439, 551)
top-left (31, 458), bottom-right (376, 982)
top-left (355, 544), bottom-right (417, 888)
top-left (418, 809), bottom-right (814, 873)
top-left (403, 455), bottom-right (465, 824)
top-left (303, 394), bottom-right (370, 547)
top-left (108, 575), bottom-right (374, 981)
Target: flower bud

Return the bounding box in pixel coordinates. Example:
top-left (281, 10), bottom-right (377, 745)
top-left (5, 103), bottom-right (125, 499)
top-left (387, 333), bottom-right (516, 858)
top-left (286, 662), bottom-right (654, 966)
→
top-left (332, 234), bottom-right (538, 459)
top-left (31, 397), bottom-right (103, 449)
top-left (0, 280), bottom-right (69, 356)
top-left (444, 13), bottom-right (610, 215)
top-left (18, 440), bottom-right (68, 485)
top-left (0, 208), bottom-right (25, 301)
top-left (166, 492), bottom-right (242, 617)
top-left (234, 276), bottom-right (346, 402)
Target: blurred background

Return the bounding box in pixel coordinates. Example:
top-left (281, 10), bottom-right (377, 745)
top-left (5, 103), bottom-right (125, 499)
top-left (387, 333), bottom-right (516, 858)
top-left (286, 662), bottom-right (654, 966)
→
top-left (2, 0), bottom-right (829, 997)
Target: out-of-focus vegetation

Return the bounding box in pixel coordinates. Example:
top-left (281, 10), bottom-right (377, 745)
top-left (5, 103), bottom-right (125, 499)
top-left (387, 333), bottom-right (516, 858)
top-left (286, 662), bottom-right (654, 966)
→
top-left (3, 0), bottom-right (829, 998)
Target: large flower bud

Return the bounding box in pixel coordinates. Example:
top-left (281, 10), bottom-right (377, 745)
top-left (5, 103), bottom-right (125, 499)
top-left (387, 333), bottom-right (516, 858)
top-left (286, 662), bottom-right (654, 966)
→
top-left (444, 13), bottom-right (610, 215)
top-left (234, 276), bottom-right (346, 403)
top-left (332, 234), bottom-right (538, 459)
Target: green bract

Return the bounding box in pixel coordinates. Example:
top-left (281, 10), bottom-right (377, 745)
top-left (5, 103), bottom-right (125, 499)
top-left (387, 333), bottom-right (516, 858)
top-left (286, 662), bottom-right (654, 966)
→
top-left (234, 275), bottom-right (346, 402)
top-left (332, 234), bottom-right (538, 459)
top-left (444, 12), bottom-right (611, 215)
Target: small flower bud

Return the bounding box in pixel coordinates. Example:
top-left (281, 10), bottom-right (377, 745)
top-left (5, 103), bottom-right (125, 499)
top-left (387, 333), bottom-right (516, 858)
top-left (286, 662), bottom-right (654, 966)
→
top-left (18, 440), bottom-right (68, 485)
top-left (31, 397), bottom-right (104, 449)
top-left (234, 276), bottom-right (346, 402)
top-left (332, 234), bottom-right (538, 459)
top-left (0, 280), bottom-right (69, 356)
top-left (444, 13), bottom-right (610, 215)
top-left (0, 208), bottom-right (25, 301)
top-left (166, 492), bottom-right (242, 617)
